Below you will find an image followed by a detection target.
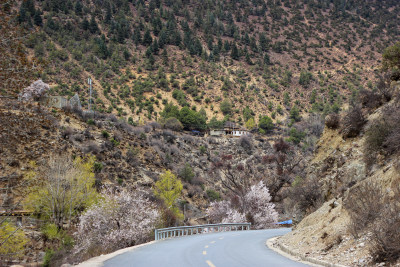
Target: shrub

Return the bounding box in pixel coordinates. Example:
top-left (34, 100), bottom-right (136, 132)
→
top-left (363, 104), bottom-right (400, 165)
top-left (84, 142), bottom-right (100, 155)
top-left (110, 138), bottom-right (120, 147)
top-left (237, 135), bottom-right (253, 151)
top-left (43, 249), bottom-right (55, 267)
top-left (343, 181), bottom-right (383, 238)
top-left (148, 121), bottom-right (161, 130)
top-left (162, 130), bottom-right (176, 143)
top-left (163, 117), bottom-right (183, 131)
top-left (199, 145), bottom-right (206, 154)
top-left (340, 106), bottom-right (366, 138)
top-left (289, 105), bottom-right (301, 122)
top-left (219, 99), bottom-right (232, 115)
top-left (179, 163), bottom-right (195, 183)
top-left (289, 176), bottom-right (322, 216)
top-left (206, 189), bottom-right (221, 201)
top-left (101, 130), bottom-right (109, 139)
top-left (358, 89), bottom-right (382, 110)
top-left (325, 113), bottom-right (340, 129)
top-left (93, 162), bottom-right (103, 173)
top-left (288, 127), bottom-right (305, 144)
top-left (370, 197), bottom-right (400, 262)
top-left (344, 181), bottom-right (400, 263)
top-left (61, 127), bottom-right (74, 139)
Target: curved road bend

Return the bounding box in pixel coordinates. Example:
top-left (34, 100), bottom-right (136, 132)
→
top-left (104, 228), bottom-right (309, 267)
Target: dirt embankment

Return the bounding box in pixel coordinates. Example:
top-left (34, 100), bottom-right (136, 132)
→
top-left (277, 88), bottom-right (400, 266)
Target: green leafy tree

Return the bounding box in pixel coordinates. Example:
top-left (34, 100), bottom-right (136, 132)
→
top-left (154, 170), bottom-right (183, 219)
top-left (161, 102), bottom-right (180, 119)
top-left (179, 106), bottom-right (206, 130)
top-left (0, 220), bottom-right (28, 257)
top-left (243, 106), bottom-right (254, 122)
top-left (259, 115), bottom-right (274, 131)
top-left (208, 116), bottom-right (224, 129)
top-left (245, 118), bottom-right (256, 130)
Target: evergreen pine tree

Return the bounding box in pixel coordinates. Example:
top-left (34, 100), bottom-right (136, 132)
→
top-left (17, 6), bottom-right (27, 24)
top-left (133, 27), bottom-right (142, 46)
top-left (105, 4), bottom-right (112, 23)
top-left (152, 39), bottom-right (159, 55)
top-left (263, 53), bottom-right (270, 65)
top-left (75, 1), bottom-right (83, 16)
top-left (143, 29), bottom-right (153, 46)
top-left (82, 18), bottom-right (89, 31)
top-left (33, 11), bottom-right (43, 26)
top-left (231, 43), bottom-right (239, 60)
top-left (89, 16), bottom-right (99, 34)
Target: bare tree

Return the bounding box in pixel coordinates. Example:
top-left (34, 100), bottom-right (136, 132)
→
top-left (263, 139), bottom-right (303, 201)
top-left (209, 154), bottom-right (264, 212)
top-left (24, 155), bottom-right (98, 228)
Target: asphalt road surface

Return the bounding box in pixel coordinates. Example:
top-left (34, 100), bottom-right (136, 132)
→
top-left (104, 228), bottom-right (309, 267)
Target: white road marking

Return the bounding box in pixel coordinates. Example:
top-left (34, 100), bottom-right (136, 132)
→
top-left (205, 245), bottom-right (209, 248)
top-left (210, 241), bottom-right (216, 244)
top-left (203, 250), bottom-right (207, 255)
top-left (219, 237), bottom-right (224, 240)
top-left (206, 260), bottom-right (216, 267)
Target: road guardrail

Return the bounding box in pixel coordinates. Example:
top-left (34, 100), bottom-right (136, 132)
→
top-left (155, 223), bottom-right (251, 241)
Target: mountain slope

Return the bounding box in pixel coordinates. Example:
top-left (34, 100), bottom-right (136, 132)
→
top-left (12, 0), bottom-right (400, 126)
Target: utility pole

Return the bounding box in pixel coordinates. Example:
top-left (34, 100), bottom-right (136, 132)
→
top-left (88, 77), bottom-right (92, 112)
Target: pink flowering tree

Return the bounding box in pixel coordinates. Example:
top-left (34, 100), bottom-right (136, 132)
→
top-left (206, 181), bottom-right (278, 229)
top-left (222, 209), bottom-right (246, 224)
top-left (206, 200), bottom-right (231, 223)
top-left (19, 79), bottom-right (50, 101)
top-left (74, 188), bottom-right (159, 255)
top-left (244, 181), bottom-right (278, 229)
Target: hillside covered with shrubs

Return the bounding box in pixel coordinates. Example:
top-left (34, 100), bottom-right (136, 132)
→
top-left (6, 0), bottom-right (400, 129)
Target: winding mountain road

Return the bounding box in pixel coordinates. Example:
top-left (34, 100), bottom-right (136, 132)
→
top-left (103, 228), bottom-right (309, 267)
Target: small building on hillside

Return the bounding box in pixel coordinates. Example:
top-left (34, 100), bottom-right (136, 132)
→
top-left (209, 122), bottom-right (249, 137)
top-left (210, 129), bottom-right (226, 137)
